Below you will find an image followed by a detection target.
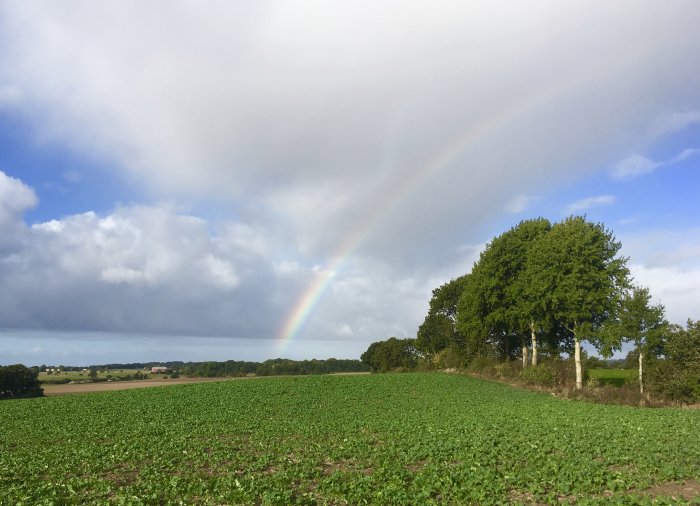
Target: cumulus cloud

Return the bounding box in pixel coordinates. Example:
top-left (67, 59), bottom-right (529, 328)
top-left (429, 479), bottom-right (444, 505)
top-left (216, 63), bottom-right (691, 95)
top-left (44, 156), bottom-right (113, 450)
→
top-left (611, 148), bottom-right (700, 180)
top-left (0, 171), bottom-right (468, 345)
top-left (566, 195), bottom-right (615, 213)
top-left (0, 176), bottom-right (285, 337)
top-left (0, 171), bottom-right (37, 252)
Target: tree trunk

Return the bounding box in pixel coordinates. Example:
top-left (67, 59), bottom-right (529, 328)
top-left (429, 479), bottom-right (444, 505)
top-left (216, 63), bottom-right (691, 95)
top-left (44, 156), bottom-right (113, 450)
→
top-left (522, 340), bottom-right (528, 368)
top-left (638, 349), bottom-right (644, 394)
top-left (574, 335), bottom-right (582, 390)
top-left (530, 320), bottom-right (538, 367)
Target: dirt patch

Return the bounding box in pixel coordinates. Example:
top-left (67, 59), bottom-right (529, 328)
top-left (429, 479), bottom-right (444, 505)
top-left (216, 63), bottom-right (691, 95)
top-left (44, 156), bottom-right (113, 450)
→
top-left (608, 463), bottom-right (637, 473)
top-left (42, 377), bottom-right (241, 396)
top-left (321, 458), bottom-right (354, 475)
top-left (405, 460), bottom-right (427, 473)
top-left (643, 478), bottom-right (700, 501)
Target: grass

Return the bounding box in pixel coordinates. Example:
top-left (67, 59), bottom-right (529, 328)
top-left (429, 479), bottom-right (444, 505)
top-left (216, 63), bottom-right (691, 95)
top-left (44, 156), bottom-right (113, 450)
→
top-left (1, 373), bottom-right (699, 504)
top-left (589, 368), bottom-right (636, 387)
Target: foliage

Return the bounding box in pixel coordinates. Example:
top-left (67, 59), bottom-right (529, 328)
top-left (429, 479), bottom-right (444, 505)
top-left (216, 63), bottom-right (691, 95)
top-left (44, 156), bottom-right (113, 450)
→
top-left (647, 320), bottom-right (700, 404)
top-left (525, 216), bottom-right (629, 344)
top-left (0, 364), bottom-right (44, 400)
top-left (416, 276), bottom-right (467, 358)
top-left (455, 219), bottom-right (553, 361)
top-left (1, 373), bottom-right (699, 504)
top-left (520, 364), bottom-right (555, 387)
top-left (361, 337), bottom-right (418, 372)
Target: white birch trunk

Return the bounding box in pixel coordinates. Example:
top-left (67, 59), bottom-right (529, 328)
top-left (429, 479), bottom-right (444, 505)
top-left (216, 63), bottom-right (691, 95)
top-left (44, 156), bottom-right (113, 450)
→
top-left (574, 336), bottom-right (582, 390)
top-left (522, 343), bottom-right (528, 368)
top-left (530, 320), bottom-right (538, 367)
top-left (638, 349), bottom-right (644, 394)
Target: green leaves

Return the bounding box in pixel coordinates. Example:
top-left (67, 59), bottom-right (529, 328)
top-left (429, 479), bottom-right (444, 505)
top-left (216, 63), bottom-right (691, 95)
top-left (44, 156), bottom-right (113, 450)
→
top-left (1, 373), bottom-right (698, 504)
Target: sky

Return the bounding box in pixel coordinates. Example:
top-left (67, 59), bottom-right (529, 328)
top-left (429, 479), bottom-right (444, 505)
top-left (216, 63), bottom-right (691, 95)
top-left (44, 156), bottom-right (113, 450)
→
top-left (1, 1), bottom-right (699, 366)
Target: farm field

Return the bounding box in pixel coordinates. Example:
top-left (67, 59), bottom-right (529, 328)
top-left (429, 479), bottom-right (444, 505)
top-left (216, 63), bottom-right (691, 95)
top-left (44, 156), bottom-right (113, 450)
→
top-left (1, 373), bottom-right (699, 505)
top-left (41, 376), bottom-right (237, 396)
top-left (588, 368), bottom-right (637, 387)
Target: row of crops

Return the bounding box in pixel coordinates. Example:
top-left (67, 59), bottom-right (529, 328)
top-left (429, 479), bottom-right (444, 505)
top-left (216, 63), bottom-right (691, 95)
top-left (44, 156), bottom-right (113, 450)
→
top-left (1, 373), bottom-right (699, 504)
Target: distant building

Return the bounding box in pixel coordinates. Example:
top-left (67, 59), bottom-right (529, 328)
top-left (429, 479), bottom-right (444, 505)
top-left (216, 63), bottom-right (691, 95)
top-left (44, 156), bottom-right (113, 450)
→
top-left (151, 366), bottom-right (169, 374)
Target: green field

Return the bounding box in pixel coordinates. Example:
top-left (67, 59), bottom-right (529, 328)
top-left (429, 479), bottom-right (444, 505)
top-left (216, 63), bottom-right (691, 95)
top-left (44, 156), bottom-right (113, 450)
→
top-left (1, 373), bottom-right (699, 504)
top-left (589, 368), bottom-right (637, 387)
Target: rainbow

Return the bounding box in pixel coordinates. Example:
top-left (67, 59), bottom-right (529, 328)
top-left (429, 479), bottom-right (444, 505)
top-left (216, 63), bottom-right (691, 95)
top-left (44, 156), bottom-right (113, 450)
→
top-left (276, 80), bottom-right (571, 352)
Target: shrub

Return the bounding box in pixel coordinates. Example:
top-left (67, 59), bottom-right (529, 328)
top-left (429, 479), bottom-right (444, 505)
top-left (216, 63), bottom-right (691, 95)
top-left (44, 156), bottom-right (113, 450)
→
top-left (647, 320), bottom-right (700, 404)
top-left (521, 365), bottom-right (555, 387)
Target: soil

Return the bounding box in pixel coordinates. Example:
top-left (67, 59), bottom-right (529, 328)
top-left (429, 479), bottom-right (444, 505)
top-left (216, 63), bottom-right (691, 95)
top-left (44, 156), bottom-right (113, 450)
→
top-left (42, 377), bottom-right (243, 396)
top-left (41, 372), bottom-right (368, 396)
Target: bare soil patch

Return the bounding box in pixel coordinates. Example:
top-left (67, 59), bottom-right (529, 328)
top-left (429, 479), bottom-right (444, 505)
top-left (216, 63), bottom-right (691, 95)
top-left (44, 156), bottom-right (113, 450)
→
top-left (643, 478), bottom-right (700, 501)
top-left (42, 372), bottom-right (367, 396)
top-left (42, 377), bottom-right (241, 396)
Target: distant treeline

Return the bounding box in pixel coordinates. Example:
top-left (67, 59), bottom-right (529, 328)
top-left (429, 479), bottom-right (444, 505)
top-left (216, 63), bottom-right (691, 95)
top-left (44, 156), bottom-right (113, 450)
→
top-left (69, 358), bottom-right (370, 377)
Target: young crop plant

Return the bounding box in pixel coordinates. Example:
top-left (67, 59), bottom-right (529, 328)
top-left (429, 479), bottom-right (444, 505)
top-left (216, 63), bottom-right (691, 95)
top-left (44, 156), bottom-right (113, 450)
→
top-left (1, 373), bottom-right (698, 504)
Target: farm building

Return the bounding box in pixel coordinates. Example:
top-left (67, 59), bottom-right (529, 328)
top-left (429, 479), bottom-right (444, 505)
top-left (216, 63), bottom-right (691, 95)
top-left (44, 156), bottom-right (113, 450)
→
top-left (151, 366), bottom-right (169, 374)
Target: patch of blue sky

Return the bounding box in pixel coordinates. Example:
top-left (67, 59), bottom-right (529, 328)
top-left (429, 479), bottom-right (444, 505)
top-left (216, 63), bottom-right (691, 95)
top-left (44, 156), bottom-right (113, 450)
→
top-left (0, 110), bottom-right (141, 224)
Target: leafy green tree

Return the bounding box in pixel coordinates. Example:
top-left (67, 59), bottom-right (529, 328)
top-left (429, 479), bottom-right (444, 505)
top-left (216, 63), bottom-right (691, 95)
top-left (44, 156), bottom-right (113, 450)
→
top-left (456, 218), bottom-right (552, 366)
top-left (361, 337), bottom-right (418, 372)
top-left (416, 276), bottom-right (467, 359)
top-left (456, 272), bottom-right (494, 360)
top-left (416, 313), bottom-right (454, 359)
top-left (613, 286), bottom-right (667, 393)
top-left (525, 216), bottom-right (629, 388)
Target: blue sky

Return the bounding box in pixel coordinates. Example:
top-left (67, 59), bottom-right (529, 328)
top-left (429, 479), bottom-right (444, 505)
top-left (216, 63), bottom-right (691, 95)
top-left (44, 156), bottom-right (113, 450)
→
top-left (1, 1), bottom-right (699, 366)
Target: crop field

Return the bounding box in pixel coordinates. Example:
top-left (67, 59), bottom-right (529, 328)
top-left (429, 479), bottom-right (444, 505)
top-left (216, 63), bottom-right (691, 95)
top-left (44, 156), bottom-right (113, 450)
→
top-left (1, 373), bottom-right (699, 505)
top-left (588, 369), bottom-right (637, 387)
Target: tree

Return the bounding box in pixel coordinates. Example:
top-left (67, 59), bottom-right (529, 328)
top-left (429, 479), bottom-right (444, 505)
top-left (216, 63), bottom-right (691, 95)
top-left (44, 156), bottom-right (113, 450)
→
top-left (361, 337), bottom-right (418, 372)
top-left (456, 218), bottom-right (552, 366)
top-left (416, 276), bottom-right (467, 359)
top-left (614, 286), bottom-right (667, 394)
top-left (0, 364), bottom-right (44, 400)
top-left (526, 216), bottom-right (629, 388)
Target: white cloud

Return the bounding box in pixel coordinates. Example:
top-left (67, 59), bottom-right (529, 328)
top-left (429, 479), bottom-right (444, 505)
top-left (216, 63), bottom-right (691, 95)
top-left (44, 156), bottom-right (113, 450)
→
top-left (0, 171), bottom-right (37, 220)
top-left (630, 264), bottom-right (700, 325)
top-left (611, 155), bottom-right (657, 180)
top-left (611, 147), bottom-right (700, 180)
top-left (620, 227), bottom-right (700, 324)
top-left (566, 195), bottom-right (615, 213)
top-left (0, 181), bottom-right (282, 337)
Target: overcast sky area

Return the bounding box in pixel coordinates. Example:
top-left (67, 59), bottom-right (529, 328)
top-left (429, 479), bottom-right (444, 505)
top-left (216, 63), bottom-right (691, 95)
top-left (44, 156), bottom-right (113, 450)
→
top-left (1, 1), bottom-right (699, 366)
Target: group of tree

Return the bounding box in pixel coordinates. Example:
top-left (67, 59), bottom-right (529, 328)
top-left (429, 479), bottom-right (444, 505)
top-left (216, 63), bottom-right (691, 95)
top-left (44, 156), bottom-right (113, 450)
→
top-left (0, 364), bottom-right (44, 400)
top-left (181, 358), bottom-right (369, 377)
top-left (360, 337), bottom-right (419, 372)
top-left (375, 215), bottom-right (697, 402)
